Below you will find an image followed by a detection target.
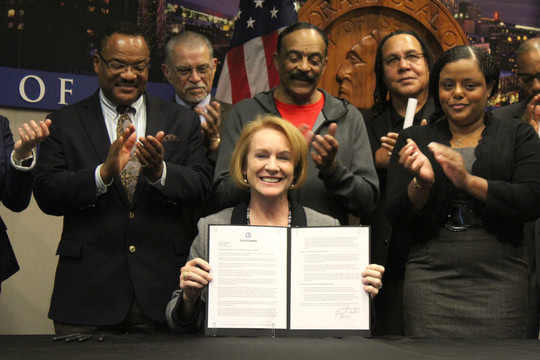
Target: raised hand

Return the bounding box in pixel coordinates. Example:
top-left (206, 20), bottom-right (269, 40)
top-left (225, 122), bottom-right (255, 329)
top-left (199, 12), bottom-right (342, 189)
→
top-left (14, 119), bottom-right (52, 160)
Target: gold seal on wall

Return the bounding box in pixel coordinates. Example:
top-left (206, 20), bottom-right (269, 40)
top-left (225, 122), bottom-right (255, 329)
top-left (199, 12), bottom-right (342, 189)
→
top-left (299, 0), bottom-right (467, 110)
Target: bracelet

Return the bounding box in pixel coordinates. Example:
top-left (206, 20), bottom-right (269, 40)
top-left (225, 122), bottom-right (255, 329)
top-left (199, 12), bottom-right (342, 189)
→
top-left (413, 176), bottom-right (434, 190)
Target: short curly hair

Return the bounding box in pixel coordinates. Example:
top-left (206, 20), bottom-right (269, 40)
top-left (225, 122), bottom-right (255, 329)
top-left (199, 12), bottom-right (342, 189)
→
top-left (229, 114), bottom-right (308, 191)
top-left (97, 22), bottom-right (150, 54)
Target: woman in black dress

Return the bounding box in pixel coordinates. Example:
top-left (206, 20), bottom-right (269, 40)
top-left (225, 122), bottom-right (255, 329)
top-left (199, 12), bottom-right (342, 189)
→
top-left (386, 45), bottom-right (540, 338)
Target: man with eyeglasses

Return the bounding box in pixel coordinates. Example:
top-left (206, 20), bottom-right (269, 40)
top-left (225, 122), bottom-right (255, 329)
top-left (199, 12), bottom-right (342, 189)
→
top-left (494, 38), bottom-right (540, 133)
top-left (213, 22), bottom-right (379, 227)
top-left (493, 37), bottom-right (540, 339)
top-left (361, 30), bottom-right (435, 336)
top-left (33, 22), bottom-right (212, 335)
top-left (162, 32), bottom-right (232, 165)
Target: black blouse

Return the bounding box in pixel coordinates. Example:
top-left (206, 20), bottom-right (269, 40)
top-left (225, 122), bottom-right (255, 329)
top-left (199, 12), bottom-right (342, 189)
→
top-left (386, 112), bottom-right (540, 245)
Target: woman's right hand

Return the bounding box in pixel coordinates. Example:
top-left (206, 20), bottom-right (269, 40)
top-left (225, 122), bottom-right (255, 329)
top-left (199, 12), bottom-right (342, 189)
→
top-left (398, 139), bottom-right (434, 185)
top-left (180, 258), bottom-right (213, 305)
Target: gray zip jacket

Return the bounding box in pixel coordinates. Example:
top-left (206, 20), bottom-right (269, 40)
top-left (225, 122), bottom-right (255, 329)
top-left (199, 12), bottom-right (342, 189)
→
top-left (212, 88), bottom-right (379, 225)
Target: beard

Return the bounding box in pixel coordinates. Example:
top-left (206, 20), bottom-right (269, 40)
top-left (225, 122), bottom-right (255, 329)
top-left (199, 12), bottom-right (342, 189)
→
top-left (182, 83), bottom-right (209, 104)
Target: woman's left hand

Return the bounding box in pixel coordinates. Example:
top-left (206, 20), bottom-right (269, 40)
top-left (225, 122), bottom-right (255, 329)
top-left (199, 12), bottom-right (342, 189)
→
top-left (428, 142), bottom-right (470, 189)
top-left (362, 264), bottom-right (385, 299)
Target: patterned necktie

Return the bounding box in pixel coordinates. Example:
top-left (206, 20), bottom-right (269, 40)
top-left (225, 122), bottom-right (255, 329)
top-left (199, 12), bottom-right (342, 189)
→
top-left (116, 106), bottom-right (140, 202)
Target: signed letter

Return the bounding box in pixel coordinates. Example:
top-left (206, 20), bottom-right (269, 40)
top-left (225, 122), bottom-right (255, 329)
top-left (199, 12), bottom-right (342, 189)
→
top-left (206, 225), bottom-right (370, 335)
top-left (290, 227), bottom-right (370, 330)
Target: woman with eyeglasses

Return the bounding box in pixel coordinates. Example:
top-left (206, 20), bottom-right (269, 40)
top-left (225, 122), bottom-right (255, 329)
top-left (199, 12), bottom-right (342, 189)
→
top-left (386, 45), bottom-right (540, 338)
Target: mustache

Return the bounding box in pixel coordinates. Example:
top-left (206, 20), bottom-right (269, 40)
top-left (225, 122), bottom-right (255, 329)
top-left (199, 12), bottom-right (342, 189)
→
top-left (290, 71), bottom-right (315, 83)
top-left (184, 83), bottom-right (207, 91)
top-left (116, 80), bottom-right (137, 86)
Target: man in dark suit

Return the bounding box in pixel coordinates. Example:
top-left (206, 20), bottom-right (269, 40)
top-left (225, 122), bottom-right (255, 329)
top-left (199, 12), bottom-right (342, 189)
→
top-left (161, 31), bottom-right (232, 165)
top-left (33, 23), bottom-right (213, 334)
top-left (493, 38), bottom-right (540, 339)
top-left (0, 116), bottom-right (50, 293)
top-left (493, 38), bottom-right (540, 131)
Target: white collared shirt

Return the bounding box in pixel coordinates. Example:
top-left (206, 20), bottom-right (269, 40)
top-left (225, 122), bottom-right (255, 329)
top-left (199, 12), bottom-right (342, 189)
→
top-left (99, 90), bottom-right (147, 142)
top-left (95, 92), bottom-right (166, 195)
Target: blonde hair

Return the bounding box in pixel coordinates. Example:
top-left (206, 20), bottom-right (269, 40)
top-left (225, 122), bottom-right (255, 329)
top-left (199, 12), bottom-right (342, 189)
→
top-left (229, 114), bottom-right (308, 191)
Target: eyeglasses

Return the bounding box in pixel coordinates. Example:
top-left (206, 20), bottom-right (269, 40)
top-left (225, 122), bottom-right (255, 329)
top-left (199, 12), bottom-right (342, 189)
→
top-left (97, 53), bottom-right (150, 75)
top-left (382, 53), bottom-right (425, 67)
top-left (172, 64), bottom-right (214, 78)
top-left (517, 72), bottom-right (540, 85)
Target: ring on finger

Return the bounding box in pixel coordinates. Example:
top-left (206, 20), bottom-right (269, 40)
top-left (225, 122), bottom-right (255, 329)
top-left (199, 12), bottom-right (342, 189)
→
top-left (183, 271), bottom-right (189, 281)
top-left (377, 283), bottom-right (383, 290)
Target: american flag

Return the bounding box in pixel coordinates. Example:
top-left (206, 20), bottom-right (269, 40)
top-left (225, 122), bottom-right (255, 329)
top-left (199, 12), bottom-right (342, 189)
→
top-left (215, 0), bottom-right (298, 104)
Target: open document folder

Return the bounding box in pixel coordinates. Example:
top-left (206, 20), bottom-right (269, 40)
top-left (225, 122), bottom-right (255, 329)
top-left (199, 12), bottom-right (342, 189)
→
top-left (206, 225), bottom-right (371, 337)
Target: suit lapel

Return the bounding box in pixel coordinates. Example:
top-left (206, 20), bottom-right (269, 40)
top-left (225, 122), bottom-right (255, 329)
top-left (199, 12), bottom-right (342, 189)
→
top-left (80, 94), bottom-right (111, 163)
top-left (79, 94), bottom-right (133, 205)
top-left (145, 95), bottom-right (168, 137)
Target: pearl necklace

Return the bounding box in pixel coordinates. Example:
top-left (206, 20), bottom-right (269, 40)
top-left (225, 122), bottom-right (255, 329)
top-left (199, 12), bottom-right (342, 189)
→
top-left (247, 201), bottom-right (292, 227)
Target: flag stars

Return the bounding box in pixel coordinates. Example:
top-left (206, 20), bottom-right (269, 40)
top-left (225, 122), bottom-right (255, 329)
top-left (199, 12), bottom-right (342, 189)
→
top-left (270, 7), bottom-right (279, 19)
top-left (254, 0), bottom-right (265, 9)
top-left (237, 9), bottom-right (242, 19)
top-left (246, 17), bottom-right (256, 29)
top-left (293, 1), bottom-right (300, 12)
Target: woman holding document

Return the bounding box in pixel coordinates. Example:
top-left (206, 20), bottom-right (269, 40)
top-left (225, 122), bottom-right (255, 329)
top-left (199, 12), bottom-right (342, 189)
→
top-left (386, 45), bottom-right (540, 338)
top-left (166, 114), bottom-right (384, 333)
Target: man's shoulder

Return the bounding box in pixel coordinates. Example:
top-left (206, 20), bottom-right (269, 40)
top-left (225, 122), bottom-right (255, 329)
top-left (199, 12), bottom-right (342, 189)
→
top-left (320, 89), bottom-right (360, 120)
top-left (211, 96), bottom-right (233, 111)
top-left (231, 92), bottom-right (273, 115)
top-left (0, 115), bottom-right (9, 130)
top-left (360, 106), bottom-right (387, 126)
top-left (147, 93), bottom-right (180, 110)
top-left (492, 102), bottom-right (525, 120)
top-left (48, 92), bottom-right (100, 120)
top-left (147, 94), bottom-right (197, 118)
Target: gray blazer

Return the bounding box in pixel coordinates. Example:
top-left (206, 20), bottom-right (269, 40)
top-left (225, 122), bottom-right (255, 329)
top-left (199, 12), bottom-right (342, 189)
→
top-left (166, 201), bottom-right (339, 333)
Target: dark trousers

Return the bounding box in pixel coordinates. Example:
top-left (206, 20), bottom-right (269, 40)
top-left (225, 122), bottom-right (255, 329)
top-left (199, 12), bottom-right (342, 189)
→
top-left (526, 263), bottom-right (540, 339)
top-left (54, 298), bottom-right (168, 335)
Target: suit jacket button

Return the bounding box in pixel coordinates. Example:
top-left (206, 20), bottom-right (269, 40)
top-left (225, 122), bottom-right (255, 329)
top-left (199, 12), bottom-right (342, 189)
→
top-left (129, 245), bottom-right (136, 253)
top-left (129, 212), bottom-right (135, 219)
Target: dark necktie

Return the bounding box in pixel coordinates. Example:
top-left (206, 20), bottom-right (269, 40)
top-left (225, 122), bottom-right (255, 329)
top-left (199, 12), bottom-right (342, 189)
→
top-left (116, 106), bottom-right (140, 202)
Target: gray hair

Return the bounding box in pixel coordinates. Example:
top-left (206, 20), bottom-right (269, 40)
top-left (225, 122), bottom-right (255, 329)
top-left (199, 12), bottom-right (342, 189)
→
top-left (164, 31), bottom-right (214, 65)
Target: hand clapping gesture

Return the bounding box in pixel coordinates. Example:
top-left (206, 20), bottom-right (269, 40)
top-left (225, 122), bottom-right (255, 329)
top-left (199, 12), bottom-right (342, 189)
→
top-left (300, 123), bottom-right (339, 176)
top-left (136, 131), bottom-right (165, 182)
top-left (522, 93), bottom-right (540, 133)
top-left (13, 119), bottom-right (52, 161)
top-left (197, 101), bottom-right (222, 153)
